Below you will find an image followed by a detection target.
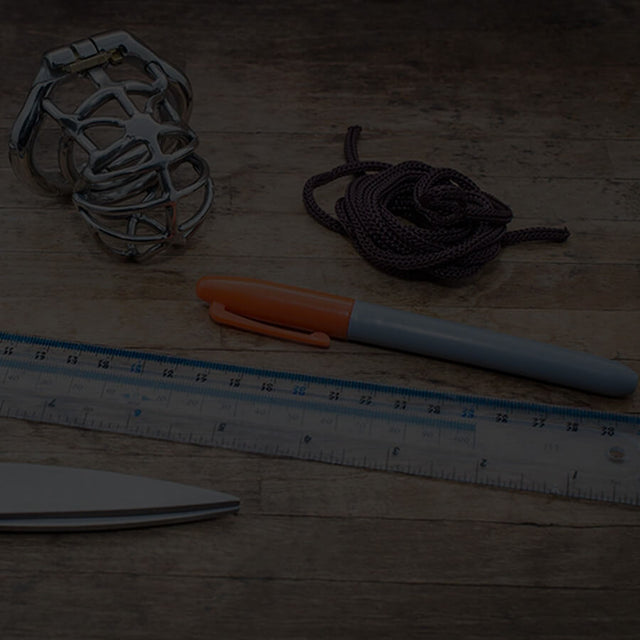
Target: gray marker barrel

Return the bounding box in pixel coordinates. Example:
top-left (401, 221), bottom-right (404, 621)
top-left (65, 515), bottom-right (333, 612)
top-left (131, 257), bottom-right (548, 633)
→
top-left (347, 301), bottom-right (638, 397)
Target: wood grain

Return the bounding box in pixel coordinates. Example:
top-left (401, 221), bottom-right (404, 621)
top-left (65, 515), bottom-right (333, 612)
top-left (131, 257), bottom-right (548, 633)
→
top-left (1, 1), bottom-right (639, 638)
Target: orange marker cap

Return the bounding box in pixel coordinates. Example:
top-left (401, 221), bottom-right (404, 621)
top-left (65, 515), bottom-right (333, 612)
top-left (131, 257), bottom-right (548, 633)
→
top-left (196, 276), bottom-right (355, 347)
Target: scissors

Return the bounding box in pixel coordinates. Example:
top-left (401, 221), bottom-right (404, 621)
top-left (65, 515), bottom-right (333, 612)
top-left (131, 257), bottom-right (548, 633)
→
top-left (0, 463), bottom-right (239, 532)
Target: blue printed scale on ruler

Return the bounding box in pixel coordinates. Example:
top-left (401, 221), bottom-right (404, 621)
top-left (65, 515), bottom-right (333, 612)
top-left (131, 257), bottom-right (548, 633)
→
top-left (0, 331), bottom-right (639, 507)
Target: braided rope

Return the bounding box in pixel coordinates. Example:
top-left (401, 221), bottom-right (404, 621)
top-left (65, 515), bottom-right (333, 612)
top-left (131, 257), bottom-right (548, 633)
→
top-left (303, 126), bottom-right (569, 281)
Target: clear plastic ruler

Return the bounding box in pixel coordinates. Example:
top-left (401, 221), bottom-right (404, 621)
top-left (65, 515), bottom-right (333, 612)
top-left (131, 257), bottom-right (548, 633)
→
top-left (1, 331), bottom-right (638, 506)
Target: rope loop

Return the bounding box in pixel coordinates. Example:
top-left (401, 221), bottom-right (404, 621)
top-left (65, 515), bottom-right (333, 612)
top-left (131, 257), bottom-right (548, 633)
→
top-left (303, 126), bottom-right (569, 281)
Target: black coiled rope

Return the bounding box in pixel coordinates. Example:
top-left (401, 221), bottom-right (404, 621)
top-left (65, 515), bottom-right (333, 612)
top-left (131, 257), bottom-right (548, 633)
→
top-left (302, 126), bottom-right (570, 282)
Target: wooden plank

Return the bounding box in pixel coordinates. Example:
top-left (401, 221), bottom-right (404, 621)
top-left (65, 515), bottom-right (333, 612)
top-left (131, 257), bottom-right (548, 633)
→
top-left (2, 511), bottom-right (640, 587)
top-left (0, 252), bottom-right (635, 312)
top-left (4, 167), bottom-right (639, 220)
top-left (2, 575), bottom-right (639, 639)
top-left (5, 68), bottom-right (640, 139)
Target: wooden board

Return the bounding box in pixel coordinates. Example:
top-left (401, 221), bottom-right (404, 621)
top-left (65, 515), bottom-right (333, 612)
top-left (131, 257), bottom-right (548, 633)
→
top-left (1, 1), bottom-right (639, 638)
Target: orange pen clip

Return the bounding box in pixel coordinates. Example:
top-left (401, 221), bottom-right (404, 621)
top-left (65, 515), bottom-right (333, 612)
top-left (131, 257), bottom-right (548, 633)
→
top-left (196, 276), bottom-right (355, 348)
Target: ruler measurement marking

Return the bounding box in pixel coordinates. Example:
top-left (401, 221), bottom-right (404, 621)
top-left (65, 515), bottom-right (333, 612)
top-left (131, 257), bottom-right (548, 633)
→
top-left (1, 330), bottom-right (632, 423)
top-left (5, 344), bottom-right (637, 436)
top-left (0, 332), bottom-right (638, 506)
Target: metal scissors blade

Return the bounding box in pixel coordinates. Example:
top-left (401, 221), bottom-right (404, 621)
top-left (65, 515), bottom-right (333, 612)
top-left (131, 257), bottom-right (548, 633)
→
top-left (0, 463), bottom-right (239, 531)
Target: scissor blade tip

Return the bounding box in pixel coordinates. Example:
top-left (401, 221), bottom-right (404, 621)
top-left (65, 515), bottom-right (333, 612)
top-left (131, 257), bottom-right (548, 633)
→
top-left (0, 463), bottom-right (240, 531)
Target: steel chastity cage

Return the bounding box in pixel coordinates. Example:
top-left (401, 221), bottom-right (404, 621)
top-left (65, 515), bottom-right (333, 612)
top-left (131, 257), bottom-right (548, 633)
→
top-left (9, 30), bottom-right (213, 259)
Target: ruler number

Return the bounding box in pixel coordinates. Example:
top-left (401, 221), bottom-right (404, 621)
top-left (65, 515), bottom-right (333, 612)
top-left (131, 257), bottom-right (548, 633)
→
top-left (496, 413), bottom-right (509, 423)
top-left (195, 372), bottom-right (208, 383)
top-left (359, 395), bottom-right (372, 405)
top-left (532, 417), bottom-right (546, 428)
top-left (34, 350), bottom-right (46, 360)
top-left (328, 390), bottom-right (341, 401)
top-left (261, 382), bottom-right (274, 392)
top-left (601, 425), bottom-right (615, 437)
top-left (163, 368), bottom-right (175, 378)
top-left (3, 345), bottom-right (14, 355)
top-left (229, 377), bottom-right (241, 387)
top-left (97, 359), bottom-right (110, 369)
top-left (566, 421), bottom-right (579, 432)
top-left (394, 399), bottom-right (407, 410)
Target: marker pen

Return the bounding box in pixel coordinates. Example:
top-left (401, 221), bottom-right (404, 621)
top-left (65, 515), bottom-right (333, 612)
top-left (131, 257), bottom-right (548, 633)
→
top-left (196, 276), bottom-right (638, 397)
